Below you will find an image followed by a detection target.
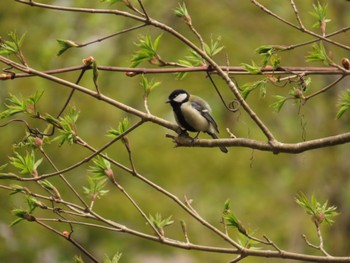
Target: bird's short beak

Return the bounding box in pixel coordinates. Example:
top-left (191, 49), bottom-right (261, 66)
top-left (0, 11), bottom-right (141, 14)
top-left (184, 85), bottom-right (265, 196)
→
top-left (166, 100), bottom-right (170, 103)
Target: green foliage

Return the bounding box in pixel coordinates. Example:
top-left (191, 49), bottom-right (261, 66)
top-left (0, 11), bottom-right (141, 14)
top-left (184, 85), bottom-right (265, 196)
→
top-left (73, 255), bottom-right (84, 263)
top-left (104, 252), bottom-right (122, 263)
top-left (89, 155), bottom-right (112, 178)
top-left (149, 213), bottom-right (174, 235)
top-left (131, 35), bottom-right (163, 67)
top-left (0, 91), bottom-right (44, 119)
top-left (140, 74), bottom-right (161, 97)
top-left (56, 39), bottom-right (79, 56)
top-left (237, 233), bottom-right (260, 250)
top-left (83, 176), bottom-right (109, 200)
top-left (55, 107), bottom-right (79, 146)
top-left (0, 31), bottom-right (27, 65)
top-left (107, 117), bottom-right (130, 142)
top-left (271, 95), bottom-right (288, 112)
top-left (10, 196), bottom-right (38, 226)
top-left (204, 36), bottom-right (224, 58)
top-left (176, 49), bottom-right (205, 79)
top-left (174, 2), bottom-right (191, 24)
top-left (9, 151), bottom-right (42, 176)
top-left (241, 80), bottom-right (267, 100)
top-left (222, 199), bottom-right (247, 235)
top-left (306, 42), bottom-right (330, 65)
top-left (295, 192), bottom-right (339, 226)
top-left (336, 89), bottom-right (350, 119)
top-left (255, 45), bottom-right (283, 68)
top-left (309, 1), bottom-right (331, 29)
top-left (241, 61), bottom-right (261, 74)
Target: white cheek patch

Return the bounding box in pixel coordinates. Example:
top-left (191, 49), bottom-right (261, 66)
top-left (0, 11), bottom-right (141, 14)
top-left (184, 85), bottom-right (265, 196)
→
top-left (173, 93), bottom-right (188, 103)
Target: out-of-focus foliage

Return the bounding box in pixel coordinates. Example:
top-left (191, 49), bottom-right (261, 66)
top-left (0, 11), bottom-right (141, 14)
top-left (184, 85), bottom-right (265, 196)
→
top-left (0, 1), bottom-right (350, 263)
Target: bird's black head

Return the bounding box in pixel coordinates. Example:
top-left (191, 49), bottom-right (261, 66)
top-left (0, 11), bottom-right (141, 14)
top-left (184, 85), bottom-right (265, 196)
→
top-left (167, 89), bottom-right (189, 105)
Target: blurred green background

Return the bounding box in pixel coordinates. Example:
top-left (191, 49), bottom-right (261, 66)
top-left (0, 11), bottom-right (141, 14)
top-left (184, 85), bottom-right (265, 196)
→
top-left (1, 1), bottom-right (350, 262)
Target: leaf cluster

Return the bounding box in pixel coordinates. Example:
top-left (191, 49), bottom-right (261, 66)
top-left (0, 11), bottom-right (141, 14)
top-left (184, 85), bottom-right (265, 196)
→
top-left (149, 213), bottom-right (174, 235)
top-left (9, 151), bottom-right (42, 177)
top-left (54, 107), bottom-right (80, 146)
top-left (222, 199), bottom-right (247, 235)
top-left (0, 91), bottom-right (44, 119)
top-left (0, 31), bottom-right (27, 65)
top-left (309, 1), bottom-right (331, 30)
top-left (131, 35), bottom-right (162, 67)
top-left (140, 75), bottom-right (160, 97)
top-left (336, 89), bottom-right (350, 119)
top-left (295, 193), bottom-right (339, 227)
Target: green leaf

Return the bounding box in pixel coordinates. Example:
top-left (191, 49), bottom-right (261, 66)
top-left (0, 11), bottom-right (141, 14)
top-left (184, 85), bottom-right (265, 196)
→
top-left (131, 35), bottom-right (163, 67)
top-left (107, 117), bottom-right (130, 138)
top-left (306, 42), bottom-right (330, 65)
top-left (55, 107), bottom-right (79, 146)
top-left (73, 255), bottom-right (85, 263)
top-left (271, 95), bottom-right (288, 112)
top-left (9, 151), bottom-right (42, 176)
top-left (149, 213), bottom-right (174, 233)
top-left (295, 192), bottom-right (339, 226)
top-left (255, 45), bottom-right (284, 68)
top-left (56, 39), bottom-right (79, 56)
top-left (0, 31), bottom-right (26, 57)
top-left (104, 252), bottom-right (122, 263)
top-left (223, 208), bottom-right (247, 235)
top-left (204, 36), bottom-right (224, 58)
top-left (336, 89), bottom-right (350, 119)
top-left (140, 75), bottom-right (161, 97)
top-left (89, 155), bottom-right (112, 178)
top-left (241, 61), bottom-right (261, 74)
top-left (241, 80), bottom-right (266, 100)
top-left (309, 1), bottom-right (331, 29)
top-left (84, 176), bottom-right (109, 199)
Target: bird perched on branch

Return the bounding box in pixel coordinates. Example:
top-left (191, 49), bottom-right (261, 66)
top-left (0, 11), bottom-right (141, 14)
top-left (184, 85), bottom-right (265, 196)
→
top-left (166, 89), bottom-right (228, 153)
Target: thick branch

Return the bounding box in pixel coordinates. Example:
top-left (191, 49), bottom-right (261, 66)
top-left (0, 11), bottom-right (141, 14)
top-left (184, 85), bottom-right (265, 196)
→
top-left (170, 132), bottom-right (350, 154)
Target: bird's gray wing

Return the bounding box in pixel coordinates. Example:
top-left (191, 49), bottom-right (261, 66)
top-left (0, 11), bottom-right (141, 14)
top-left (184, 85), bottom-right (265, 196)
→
top-left (191, 99), bottom-right (219, 133)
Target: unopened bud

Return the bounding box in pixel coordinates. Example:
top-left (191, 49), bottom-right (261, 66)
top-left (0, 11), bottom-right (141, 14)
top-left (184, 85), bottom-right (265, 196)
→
top-left (342, 58), bottom-right (350, 70)
top-left (63, 231), bottom-right (70, 238)
top-left (82, 56), bottom-right (95, 66)
top-left (34, 137), bottom-right (43, 148)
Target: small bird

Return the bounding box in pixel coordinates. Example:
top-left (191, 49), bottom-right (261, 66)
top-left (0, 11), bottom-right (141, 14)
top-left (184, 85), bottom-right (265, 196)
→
top-left (167, 89), bottom-right (228, 153)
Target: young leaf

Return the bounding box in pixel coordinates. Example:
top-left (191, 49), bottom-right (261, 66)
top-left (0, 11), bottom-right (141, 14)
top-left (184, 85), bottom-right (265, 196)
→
top-left (89, 155), bottom-right (112, 178)
top-left (131, 35), bottom-right (163, 67)
top-left (241, 80), bottom-right (266, 100)
top-left (104, 252), bottom-right (122, 263)
top-left (174, 2), bottom-right (191, 24)
top-left (56, 39), bottom-right (80, 56)
top-left (55, 107), bottom-right (79, 146)
top-left (309, 1), bottom-right (331, 33)
top-left (107, 117), bottom-right (130, 138)
top-left (140, 75), bottom-right (161, 97)
top-left (149, 213), bottom-right (174, 235)
top-left (0, 31), bottom-right (27, 65)
top-left (241, 61), bottom-right (261, 74)
top-left (306, 42), bottom-right (330, 65)
top-left (271, 95), bottom-right (288, 112)
top-left (204, 36), bottom-right (224, 58)
top-left (9, 151), bottom-right (42, 176)
top-left (295, 192), bottom-right (339, 226)
top-left (336, 89), bottom-right (350, 119)
top-left (83, 176), bottom-right (109, 200)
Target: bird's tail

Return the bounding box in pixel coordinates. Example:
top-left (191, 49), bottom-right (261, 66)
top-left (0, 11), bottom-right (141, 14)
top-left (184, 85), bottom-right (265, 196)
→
top-left (208, 132), bottom-right (228, 153)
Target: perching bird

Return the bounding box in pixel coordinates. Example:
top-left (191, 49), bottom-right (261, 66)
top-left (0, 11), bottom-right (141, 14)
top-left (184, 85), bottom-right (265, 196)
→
top-left (167, 89), bottom-right (228, 153)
